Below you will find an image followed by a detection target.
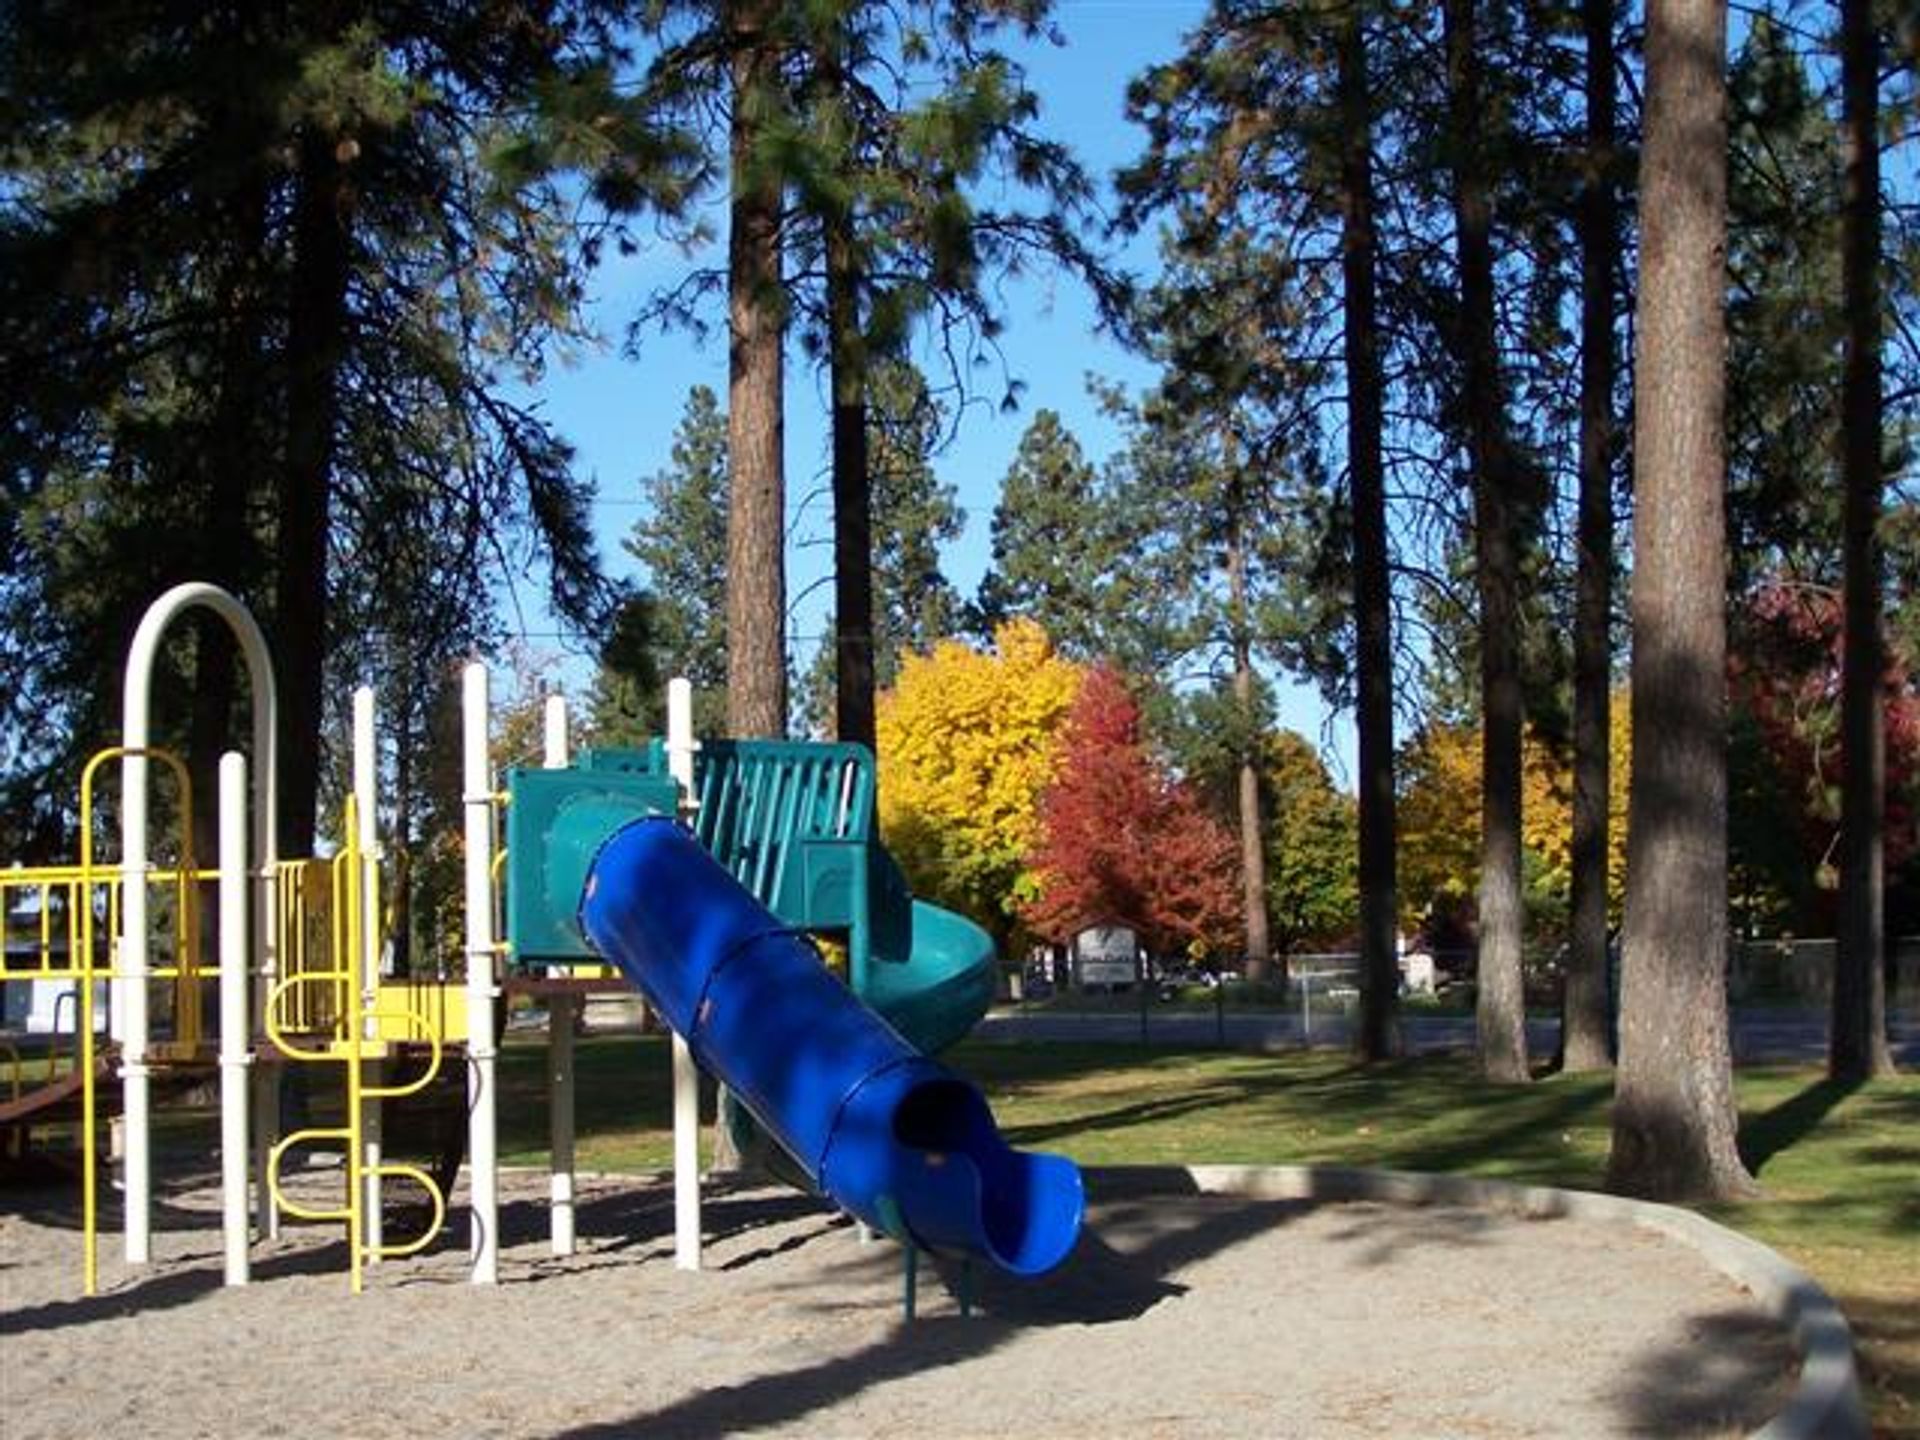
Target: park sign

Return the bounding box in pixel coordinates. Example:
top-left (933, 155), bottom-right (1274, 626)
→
top-left (1075, 923), bottom-right (1138, 989)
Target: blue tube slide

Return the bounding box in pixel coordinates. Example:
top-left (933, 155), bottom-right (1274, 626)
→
top-left (577, 816), bottom-right (1083, 1276)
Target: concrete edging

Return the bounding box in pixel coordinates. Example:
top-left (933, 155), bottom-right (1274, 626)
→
top-left (1084, 1164), bottom-right (1866, 1440)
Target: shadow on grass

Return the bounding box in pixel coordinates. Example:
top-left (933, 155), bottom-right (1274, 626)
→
top-left (1738, 1076), bottom-right (1864, 1175)
top-left (1388, 1077), bottom-right (1611, 1180)
top-left (1842, 1292), bottom-right (1920, 1437)
top-left (550, 1185), bottom-right (1305, 1438)
top-left (999, 1082), bottom-right (1256, 1148)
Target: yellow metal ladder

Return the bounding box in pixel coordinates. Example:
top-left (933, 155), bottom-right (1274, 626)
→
top-left (265, 798), bottom-right (447, 1292)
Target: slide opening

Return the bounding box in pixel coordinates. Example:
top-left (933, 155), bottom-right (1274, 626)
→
top-left (892, 1078), bottom-right (1079, 1276)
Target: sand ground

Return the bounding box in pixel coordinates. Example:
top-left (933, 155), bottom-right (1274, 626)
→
top-left (1, 1166), bottom-right (1794, 1439)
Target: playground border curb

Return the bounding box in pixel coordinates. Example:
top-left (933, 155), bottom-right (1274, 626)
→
top-left (1085, 1164), bottom-right (1866, 1440)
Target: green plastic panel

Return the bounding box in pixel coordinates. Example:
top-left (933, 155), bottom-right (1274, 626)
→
top-left (504, 765), bottom-right (678, 964)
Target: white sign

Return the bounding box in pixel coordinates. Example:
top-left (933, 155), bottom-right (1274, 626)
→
top-left (1075, 925), bottom-right (1138, 987)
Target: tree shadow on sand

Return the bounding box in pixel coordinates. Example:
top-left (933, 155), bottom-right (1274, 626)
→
top-left (1603, 1306), bottom-right (1797, 1437)
top-left (0, 1226), bottom-right (352, 1338)
top-left (549, 1181), bottom-right (1309, 1439)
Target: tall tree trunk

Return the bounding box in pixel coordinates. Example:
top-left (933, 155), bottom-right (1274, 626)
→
top-left (1225, 449), bottom-right (1272, 985)
top-left (1832, 0), bottom-right (1895, 1081)
top-left (1339, 3), bottom-right (1399, 1060)
top-left (1564, 0), bottom-right (1621, 1074)
top-left (277, 128), bottom-right (354, 856)
top-left (1607, 0), bottom-right (1755, 1202)
top-left (725, 0), bottom-right (789, 740)
top-left (189, 172), bottom-right (270, 876)
top-left (826, 111), bottom-right (875, 749)
top-left (716, 0), bottom-right (789, 1175)
top-left (1445, 0), bottom-right (1528, 1084)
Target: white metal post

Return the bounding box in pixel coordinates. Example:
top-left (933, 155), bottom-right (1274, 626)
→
top-left (666, 677), bottom-right (702, 1272)
top-left (352, 687), bottom-right (383, 1260)
top-left (218, 752), bottom-right (251, 1285)
top-left (543, 692), bottom-right (577, 1258)
top-left (118, 752), bottom-right (153, 1265)
top-left (462, 663), bottom-right (499, 1284)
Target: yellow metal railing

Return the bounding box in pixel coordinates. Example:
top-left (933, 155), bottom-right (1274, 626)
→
top-left (7, 748), bottom-right (464, 1294)
top-left (264, 798), bottom-right (446, 1292)
top-left (75, 744), bottom-right (209, 1294)
top-left (1, 1039), bottom-right (22, 1160)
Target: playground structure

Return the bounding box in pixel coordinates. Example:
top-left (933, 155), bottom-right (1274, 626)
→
top-left (0, 581), bottom-right (1081, 1297)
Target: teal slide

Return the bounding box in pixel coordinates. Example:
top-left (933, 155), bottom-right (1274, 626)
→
top-left (857, 846), bottom-right (998, 1056)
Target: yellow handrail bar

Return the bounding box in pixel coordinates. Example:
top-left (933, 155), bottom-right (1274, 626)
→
top-left (77, 743), bottom-right (196, 1297)
top-left (369, 1163), bottom-right (446, 1259)
top-left (1, 1040), bottom-right (21, 1161)
top-left (267, 1127), bottom-right (354, 1222)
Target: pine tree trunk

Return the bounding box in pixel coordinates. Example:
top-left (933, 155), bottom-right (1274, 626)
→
top-left (1607, 0), bottom-right (1755, 1201)
top-left (1339, 3), bottom-right (1399, 1061)
top-left (1832, 0), bottom-right (1895, 1081)
top-left (1564, 0), bottom-right (1621, 1074)
top-left (190, 173), bottom-right (269, 876)
top-left (1445, 0), bottom-right (1528, 1084)
top-left (277, 128), bottom-right (353, 856)
top-left (1226, 474), bottom-right (1272, 985)
top-left (827, 161), bottom-right (875, 749)
top-left (716, 0), bottom-right (789, 1175)
top-left (725, 0), bottom-right (788, 741)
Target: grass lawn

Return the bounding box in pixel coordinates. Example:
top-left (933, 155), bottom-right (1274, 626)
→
top-left (495, 1033), bottom-right (1918, 1436)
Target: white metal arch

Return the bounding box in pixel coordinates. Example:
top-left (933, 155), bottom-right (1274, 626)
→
top-left (119, 582), bottom-right (279, 1264)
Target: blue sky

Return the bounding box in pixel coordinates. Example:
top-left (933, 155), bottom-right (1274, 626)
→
top-left (513, 0), bottom-right (1353, 775)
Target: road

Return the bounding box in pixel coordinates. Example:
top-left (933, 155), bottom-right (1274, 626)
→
top-left (974, 1004), bottom-right (1920, 1065)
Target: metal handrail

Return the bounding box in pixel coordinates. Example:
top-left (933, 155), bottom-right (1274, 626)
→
top-left (367, 1162), bottom-right (446, 1259)
top-left (261, 800), bottom-right (448, 1292)
top-left (77, 743), bottom-right (197, 1296)
top-left (0, 1040), bottom-right (21, 1160)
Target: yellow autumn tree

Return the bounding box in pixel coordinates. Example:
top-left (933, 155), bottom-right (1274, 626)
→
top-left (1397, 699), bottom-right (1631, 937)
top-left (877, 619), bottom-right (1084, 940)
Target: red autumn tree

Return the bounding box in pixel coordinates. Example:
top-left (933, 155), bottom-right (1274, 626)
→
top-left (1729, 581), bottom-right (1919, 926)
top-left (1022, 666), bottom-right (1243, 959)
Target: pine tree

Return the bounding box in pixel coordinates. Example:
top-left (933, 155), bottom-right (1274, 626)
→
top-left (615, 384), bottom-right (732, 735)
top-left (1119, 0), bottom-right (1405, 1057)
top-left (1563, 0), bottom-right (1625, 1074)
top-left (1832, 0), bottom-right (1897, 1079)
top-left (800, 362), bottom-right (964, 737)
top-left (1441, 0), bottom-right (1531, 1083)
top-left (636, 1), bottom-right (1106, 748)
top-left (1607, 0), bottom-right (1756, 1203)
top-left (0, 1), bottom-right (694, 852)
top-left (1097, 227), bottom-right (1316, 984)
top-left (975, 410), bottom-right (1115, 660)
top-left (789, 1), bottom-right (1106, 744)
top-left (725, 0), bottom-right (793, 740)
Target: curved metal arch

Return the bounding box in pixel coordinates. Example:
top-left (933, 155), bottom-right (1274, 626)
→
top-left (118, 582), bottom-right (280, 1265)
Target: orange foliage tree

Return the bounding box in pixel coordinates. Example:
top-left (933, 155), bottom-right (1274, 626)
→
top-left (1021, 667), bottom-right (1242, 958)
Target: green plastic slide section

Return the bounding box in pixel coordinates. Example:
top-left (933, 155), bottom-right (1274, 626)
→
top-left (853, 840), bottom-right (996, 1054)
top-left (864, 896), bottom-right (997, 1056)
